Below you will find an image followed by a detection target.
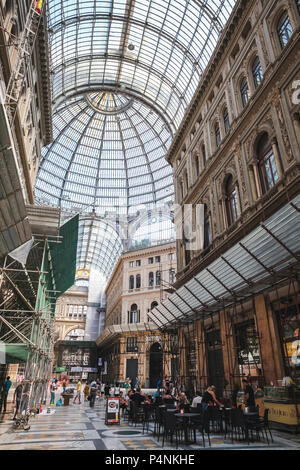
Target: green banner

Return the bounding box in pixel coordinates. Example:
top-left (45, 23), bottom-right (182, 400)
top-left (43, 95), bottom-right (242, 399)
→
top-left (55, 366), bottom-right (67, 372)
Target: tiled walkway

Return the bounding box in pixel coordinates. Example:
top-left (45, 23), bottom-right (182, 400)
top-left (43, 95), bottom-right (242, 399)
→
top-left (0, 397), bottom-right (299, 450)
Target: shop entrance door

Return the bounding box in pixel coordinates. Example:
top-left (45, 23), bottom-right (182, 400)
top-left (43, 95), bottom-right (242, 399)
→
top-left (149, 343), bottom-right (163, 388)
top-left (206, 330), bottom-right (225, 397)
top-left (126, 359), bottom-right (138, 384)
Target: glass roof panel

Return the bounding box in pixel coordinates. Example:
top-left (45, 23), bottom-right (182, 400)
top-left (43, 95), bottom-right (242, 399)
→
top-left (35, 0), bottom-right (237, 277)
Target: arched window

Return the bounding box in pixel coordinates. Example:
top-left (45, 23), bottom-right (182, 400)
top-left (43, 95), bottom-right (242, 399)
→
top-left (204, 205), bottom-right (211, 249)
top-left (128, 304), bottom-right (140, 323)
top-left (240, 77), bottom-right (250, 108)
top-left (223, 108), bottom-right (230, 134)
top-left (225, 175), bottom-right (239, 226)
top-left (215, 123), bottom-right (221, 148)
top-left (202, 144), bottom-right (206, 167)
top-left (156, 271), bottom-right (161, 286)
top-left (257, 133), bottom-right (279, 193)
top-left (277, 11), bottom-right (293, 49)
top-left (129, 275), bottom-right (134, 290)
top-left (65, 329), bottom-right (85, 341)
top-left (252, 56), bottom-right (263, 88)
top-left (136, 274), bottom-right (141, 289)
top-left (149, 271), bottom-right (154, 287)
top-left (151, 301), bottom-right (158, 310)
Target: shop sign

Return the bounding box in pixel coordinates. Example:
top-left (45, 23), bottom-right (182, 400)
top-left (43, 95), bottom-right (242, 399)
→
top-left (238, 349), bottom-right (260, 364)
top-left (70, 367), bottom-right (83, 372)
top-left (82, 367), bottom-right (98, 373)
top-left (266, 402), bottom-right (300, 426)
top-left (105, 397), bottom-right (120, 425)
top-left (98, 357), bottom-right (102, 366)
top-left (55, 366), bottom-right (67, 372)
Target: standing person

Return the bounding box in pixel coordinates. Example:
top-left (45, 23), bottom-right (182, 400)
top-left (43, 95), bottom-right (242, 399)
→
top-left (0, 376), bottom-right (12, 413)
top-left (114, 383), bottom-right (120, 397)
top-left (83, 382), bottom-right (90, 402)
top-left (202, 386), bottom-right (224, 412)
top-left (242, 379), bottom-right (256, 411)
top-left (49, 379), bottom-right (57, 405)
top-left (104, 383), bottom-right (110, 399)
top-left (62, 378), bottom-right (67, 393)
top-left (89, 380), bottom-right (97, 408)
top-left (73, 379), bottom-right (82, 404)
top-left (13, 381), bottom-right (24, 420)
top-left (100, 382), bottom-right (105, 397)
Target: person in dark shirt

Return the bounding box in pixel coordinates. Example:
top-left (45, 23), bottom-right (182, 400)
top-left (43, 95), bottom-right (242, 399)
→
top-left (242, 379), bottom-right (255, 409)
top-left (131, 389), bottom-right (145, 406)
top-left (0, 376), bottom-right (12, 413)
top-left (13, 382), bottom-right (24, 420)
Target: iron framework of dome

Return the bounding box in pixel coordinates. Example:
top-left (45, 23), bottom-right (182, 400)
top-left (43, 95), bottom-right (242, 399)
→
top-left (35, 0), bottom-right (237, 279)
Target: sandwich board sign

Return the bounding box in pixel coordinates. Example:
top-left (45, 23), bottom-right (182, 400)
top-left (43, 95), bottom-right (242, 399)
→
top-left (105, 397), bottom-right (120, 425)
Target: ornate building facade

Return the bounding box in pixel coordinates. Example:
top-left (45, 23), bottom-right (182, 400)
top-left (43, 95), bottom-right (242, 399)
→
top-left (148, 0), bottom-right (300, 410)
top-left (97, 242), bottom-right (177, 388)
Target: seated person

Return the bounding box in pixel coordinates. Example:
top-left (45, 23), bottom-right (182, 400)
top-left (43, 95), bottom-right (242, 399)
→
top-left (130, 389), bottom-right (145, 406)
top-left (176, 392), bottom-right (188, 410)
top-left (163, 389), bottom-right (175, 405)
top-left (191, 391), bottom-right (202, 408)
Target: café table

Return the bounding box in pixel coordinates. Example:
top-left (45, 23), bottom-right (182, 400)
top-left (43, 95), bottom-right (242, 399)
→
top-left (174, 413), bottom-right (200, 445)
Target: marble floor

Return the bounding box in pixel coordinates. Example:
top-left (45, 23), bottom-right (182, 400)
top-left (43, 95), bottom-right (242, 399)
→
top-left (0, 397), bottom-right (299, 450)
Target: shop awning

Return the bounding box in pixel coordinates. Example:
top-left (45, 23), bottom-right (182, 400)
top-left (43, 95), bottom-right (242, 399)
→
top-left (96, 322), bottom-right (157, 347)
top-left (148, 195), bottom-right (300, 330)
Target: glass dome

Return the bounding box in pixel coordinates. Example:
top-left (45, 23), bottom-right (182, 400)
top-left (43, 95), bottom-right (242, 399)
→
top-left (35, 92), bottom-right (173, 214)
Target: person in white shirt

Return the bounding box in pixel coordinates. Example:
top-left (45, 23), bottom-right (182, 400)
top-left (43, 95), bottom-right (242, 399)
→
top-left (191, 391), bottom-right (203, 408)
top-left (114, 383), bottom-right (120, 397)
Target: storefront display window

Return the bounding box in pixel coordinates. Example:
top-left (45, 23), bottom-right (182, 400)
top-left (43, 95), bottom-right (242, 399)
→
top-left (276, 304), bottom-right (300, 384)
top-left (235, 320), bottom-right (262, 387)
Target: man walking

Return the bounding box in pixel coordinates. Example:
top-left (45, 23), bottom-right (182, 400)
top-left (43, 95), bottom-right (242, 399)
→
top-left (13, 381), bottom-right (24, 420)
top-left (73, 379), bottom-right (82, 404)
top-left (89, 380), bottom-right (97, 408)
top-left (0, 376), bottom-right (12, 413)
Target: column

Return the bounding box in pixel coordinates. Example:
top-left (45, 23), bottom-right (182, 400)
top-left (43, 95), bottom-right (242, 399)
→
top-left (220, 310), bottom-right (239, 389)
top-left (221, 197), bottom-right (228, 230)
top-left (252, 160), bottom-right (262, 198)
top-left (235, 184), bottom-right (242, 217)
top-left (271, 137), bottom-right (283, 178)
top-left (254, 295), bottom-right (284, 385)
top-left (248, 164), bottom-right (258, 201)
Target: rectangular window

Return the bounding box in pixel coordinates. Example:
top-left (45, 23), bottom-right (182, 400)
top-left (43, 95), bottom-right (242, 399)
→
top-left (129, 261), bottom-right (134, 267)
top-left (155, 256), bottom-right (161, 263)
top-left (136, 260), bottom-right (141, 266)
top-left (127, 337), bottom-right (138, 353)
top-left (169, 253), bottom-right (175, 261)
top-left (148, 257), bottom-right (154, 264)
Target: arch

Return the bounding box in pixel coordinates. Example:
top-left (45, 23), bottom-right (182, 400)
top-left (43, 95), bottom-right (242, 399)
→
top-left (64, 328), bottom-right (85, 341)
top-left (239, 75), bottom-right (250, 108)
top-left (276, 9), bottom-right (293, 49)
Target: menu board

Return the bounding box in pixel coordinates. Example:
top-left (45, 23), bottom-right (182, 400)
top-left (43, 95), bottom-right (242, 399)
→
top-left (105, 397), bottom-right (120, 425)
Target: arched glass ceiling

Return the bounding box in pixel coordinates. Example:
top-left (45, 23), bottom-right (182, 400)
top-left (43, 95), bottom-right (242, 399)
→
top-left (35, 0), bottom-right (237, 277)
top-left (48, 0), bottom-right (236, 129)
top-left (77, 215), bottom-right (123, 277)
top-left (35, 92), bottom-right (173, 213)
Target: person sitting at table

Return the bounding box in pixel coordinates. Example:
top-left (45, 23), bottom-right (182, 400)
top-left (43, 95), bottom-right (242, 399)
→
top-left (119, 391), bottom-right (128, 415)
top-left (242, 379), bottom-right (256, 411)
top-left (202, 386), bottom-right (224, 412)
top-left (162, 389), bottom-right (175, 405)
top-left (176, 392), bottom-right (188, 410)
top-left (131, 388), bottom-right (145, 406)
top-left (191, 390), bottom-right (202, 408)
